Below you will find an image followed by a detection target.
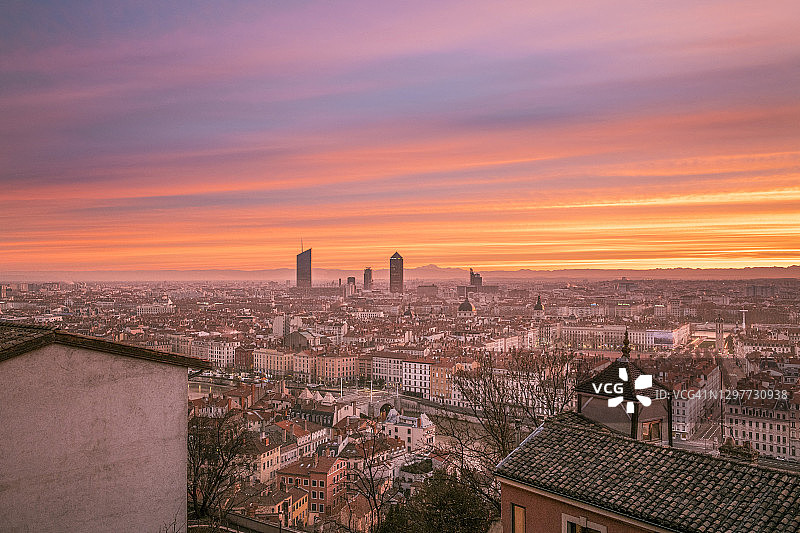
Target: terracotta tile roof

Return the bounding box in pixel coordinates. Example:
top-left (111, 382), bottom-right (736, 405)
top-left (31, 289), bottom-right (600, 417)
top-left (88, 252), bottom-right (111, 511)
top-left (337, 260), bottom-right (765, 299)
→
top-left (278, 455), bottom-right (343, 476)
top-left (0, 322), bottom-right (210, 369)
top-left (495, 412), bottom-right (800, 533)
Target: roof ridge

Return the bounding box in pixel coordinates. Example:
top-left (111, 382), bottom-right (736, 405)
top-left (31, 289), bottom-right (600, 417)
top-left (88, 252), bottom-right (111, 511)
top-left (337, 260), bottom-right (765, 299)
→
top-left (545, 412), bottom-right (800, 478)
top-left (0, 320), bottom-right (57, 331)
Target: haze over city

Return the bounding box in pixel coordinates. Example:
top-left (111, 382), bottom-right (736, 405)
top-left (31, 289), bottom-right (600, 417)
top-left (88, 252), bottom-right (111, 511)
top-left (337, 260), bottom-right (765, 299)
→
top-left (3, 1), bottom-right (799, 273)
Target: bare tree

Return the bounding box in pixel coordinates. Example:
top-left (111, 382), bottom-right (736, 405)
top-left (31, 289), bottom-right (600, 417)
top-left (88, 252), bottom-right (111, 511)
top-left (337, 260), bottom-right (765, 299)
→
top-left (187, 410), bottom-right (250, 522)
top-left (328, 423), bottom-right (403, 533)
top-left (434, 347), bottom-right (585, 513)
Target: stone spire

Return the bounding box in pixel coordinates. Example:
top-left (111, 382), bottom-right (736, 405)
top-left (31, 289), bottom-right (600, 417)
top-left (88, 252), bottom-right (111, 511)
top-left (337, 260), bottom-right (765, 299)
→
top-left (620, 328), bottom-right (631, 361)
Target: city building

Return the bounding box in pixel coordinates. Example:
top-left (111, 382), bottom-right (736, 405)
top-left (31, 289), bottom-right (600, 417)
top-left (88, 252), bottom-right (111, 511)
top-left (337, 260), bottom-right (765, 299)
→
top-left (532, 295), bottom-right (545, 319)
top-left (372, 351), bottom-right (403, 387)
top-left (136, 301), bottom-right (175, 315)
top-left (469, 268), bottom-right (483, 287)
top-left (0, 323), bottom-right (210, 533)
top-left (363, 267), bottom-right (373, 291)
top-left (414, 284), bottom-right (437, 298)
top-left (297, 248), bottom-right (312, 289)
top-left (380, 409), bottom-right (435, 452)
top-left (457, 298), bottom-right (477, 319)
top-left (254, 347), bottom-right (294, 377)
top-left (390, 252), bottom-right (403, 294)
top-left (401, 358), bottom-right (432, 399)
top-left (278, 455), bottom-right (347, 524)
top-left (723, 386), bottom-right (797, 460)
top-left (210, 339), bottom-right (240, 369)
top-left (496, 411), bottom-right (800, 533)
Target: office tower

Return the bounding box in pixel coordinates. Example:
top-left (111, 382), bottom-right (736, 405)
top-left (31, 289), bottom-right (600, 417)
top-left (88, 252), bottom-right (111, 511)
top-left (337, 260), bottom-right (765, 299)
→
top-left (346, 276), bottom-right (356, 297)
top-left (390, 252), bottom-right (403, 293)
top-left (469, 268), bottom-right (482, 287)
top-left (296, 248), bottom-right (311, 288)
top-left (363, 267), bottom-right (373, 290)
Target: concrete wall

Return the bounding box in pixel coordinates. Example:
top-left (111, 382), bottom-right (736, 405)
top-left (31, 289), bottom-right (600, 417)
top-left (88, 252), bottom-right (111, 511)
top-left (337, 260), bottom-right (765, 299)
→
top-left (0, 344), bottom-right (187, 533)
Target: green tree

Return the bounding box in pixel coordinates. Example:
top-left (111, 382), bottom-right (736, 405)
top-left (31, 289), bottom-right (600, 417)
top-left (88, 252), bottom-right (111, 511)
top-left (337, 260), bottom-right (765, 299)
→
top-left (376, 470), bottom-right (492, 533)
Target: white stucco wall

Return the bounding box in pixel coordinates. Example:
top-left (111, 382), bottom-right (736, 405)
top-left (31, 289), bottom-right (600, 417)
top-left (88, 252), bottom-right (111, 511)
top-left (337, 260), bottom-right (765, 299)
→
top-left (0, 344), bottom-right (188, 533)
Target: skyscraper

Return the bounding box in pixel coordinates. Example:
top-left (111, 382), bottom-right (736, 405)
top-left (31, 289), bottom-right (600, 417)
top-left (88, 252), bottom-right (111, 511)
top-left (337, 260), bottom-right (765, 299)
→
top-left (390, 252), bottom-right (403, 293)
top-left (363, 267), bottom-right (373, 290)
top-left (296, 248), bottom-right (311, 288)
top-left (469, 268), bottom-right (482, 287)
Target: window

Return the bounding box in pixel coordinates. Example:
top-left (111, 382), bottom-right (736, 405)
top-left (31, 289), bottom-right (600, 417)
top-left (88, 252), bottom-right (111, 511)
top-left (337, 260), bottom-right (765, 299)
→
top-left (320, 480), bottom-right (325, 487)
top-left (642, 421), bottom-right (661, 442)
top-left (511, 504), bottom-right (526, 533)
top-left (562, 514), bottom-right (607, 533)
top-left (312, 480), bottom-right (317, 487)
top-left (304, 479), bottom-right (309, 486)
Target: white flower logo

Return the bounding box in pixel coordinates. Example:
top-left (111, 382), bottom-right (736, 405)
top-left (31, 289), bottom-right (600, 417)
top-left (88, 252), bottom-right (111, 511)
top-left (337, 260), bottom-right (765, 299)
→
top-left (608, 368), bottom-right (653, 413)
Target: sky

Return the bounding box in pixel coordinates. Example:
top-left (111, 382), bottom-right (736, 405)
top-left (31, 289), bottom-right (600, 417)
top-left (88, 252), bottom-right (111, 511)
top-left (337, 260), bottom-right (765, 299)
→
top-left (2, 1), bottom-right (799, 272)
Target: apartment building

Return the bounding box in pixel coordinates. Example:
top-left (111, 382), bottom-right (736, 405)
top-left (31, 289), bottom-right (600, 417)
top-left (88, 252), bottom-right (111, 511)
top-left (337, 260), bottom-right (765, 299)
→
top-left (372, 351), bottom-right (403, 387)
top-left (380, 409), bottom-right (435, 452)
top-left (278, 456), bottom-right (347, 524)
top-left (724, 390), bottom-right (798, 460)
top-left (254, 347), bottom-right (294, 377)
top-left (402, 358), bottom-right (432, 399)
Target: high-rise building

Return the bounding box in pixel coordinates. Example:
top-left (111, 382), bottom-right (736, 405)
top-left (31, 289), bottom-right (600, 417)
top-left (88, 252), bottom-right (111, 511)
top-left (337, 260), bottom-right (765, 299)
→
top-left (390, 252), bottom-right (403, 293)
top-left (363, 267), bottom-right (373, 291)
top-left (469, 268), bottom-right (482, 287)
top-left (296, 248), bottom-right (311, 288)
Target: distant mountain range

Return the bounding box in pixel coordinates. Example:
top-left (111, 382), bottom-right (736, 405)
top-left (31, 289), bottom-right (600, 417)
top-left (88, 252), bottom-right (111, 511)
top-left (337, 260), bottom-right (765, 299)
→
top-left (2, 265), bottom-right (799, 282)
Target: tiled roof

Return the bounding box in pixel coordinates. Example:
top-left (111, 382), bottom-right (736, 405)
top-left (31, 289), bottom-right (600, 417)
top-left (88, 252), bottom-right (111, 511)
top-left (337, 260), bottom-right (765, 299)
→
top-left (278, 455), bottom-right (342, 475)
top-left (575, 359), bottom-right (670, 401)
top-left (495, 412), bottom-right (800, 533)
top-left (0, 322), bottom-right (210, 369)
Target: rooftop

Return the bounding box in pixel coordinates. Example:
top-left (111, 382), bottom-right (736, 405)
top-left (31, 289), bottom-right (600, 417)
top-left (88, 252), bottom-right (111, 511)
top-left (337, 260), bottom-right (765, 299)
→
top-left (495, 412), bottom-right (800, 533)
top-left (0, 322), bottom-right (210, 369)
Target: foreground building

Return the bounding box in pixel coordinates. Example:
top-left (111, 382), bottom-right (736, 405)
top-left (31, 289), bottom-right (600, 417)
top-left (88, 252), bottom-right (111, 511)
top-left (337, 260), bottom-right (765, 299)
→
top-left (496, 412), bottom-right (800, 533)
top-left (0, 323), bottom-right (210, 533)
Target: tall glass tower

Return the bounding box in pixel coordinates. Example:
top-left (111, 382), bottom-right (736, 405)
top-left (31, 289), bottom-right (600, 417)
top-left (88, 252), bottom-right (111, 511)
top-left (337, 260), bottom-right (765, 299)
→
top-left (296, 248), bottom-right (311, 288)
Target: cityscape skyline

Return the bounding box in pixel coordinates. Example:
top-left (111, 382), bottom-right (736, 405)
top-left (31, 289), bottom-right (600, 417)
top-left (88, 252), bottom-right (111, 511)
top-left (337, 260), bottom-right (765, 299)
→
top-left (3, 2), bottom-right (800, 532)
top-left (2, 1), bottom-right (799, 272)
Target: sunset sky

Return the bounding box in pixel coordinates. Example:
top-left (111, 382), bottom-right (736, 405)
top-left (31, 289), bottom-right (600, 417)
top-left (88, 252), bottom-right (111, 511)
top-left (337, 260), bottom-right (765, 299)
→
top-left (2, 1), bottom-right (799, 272)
